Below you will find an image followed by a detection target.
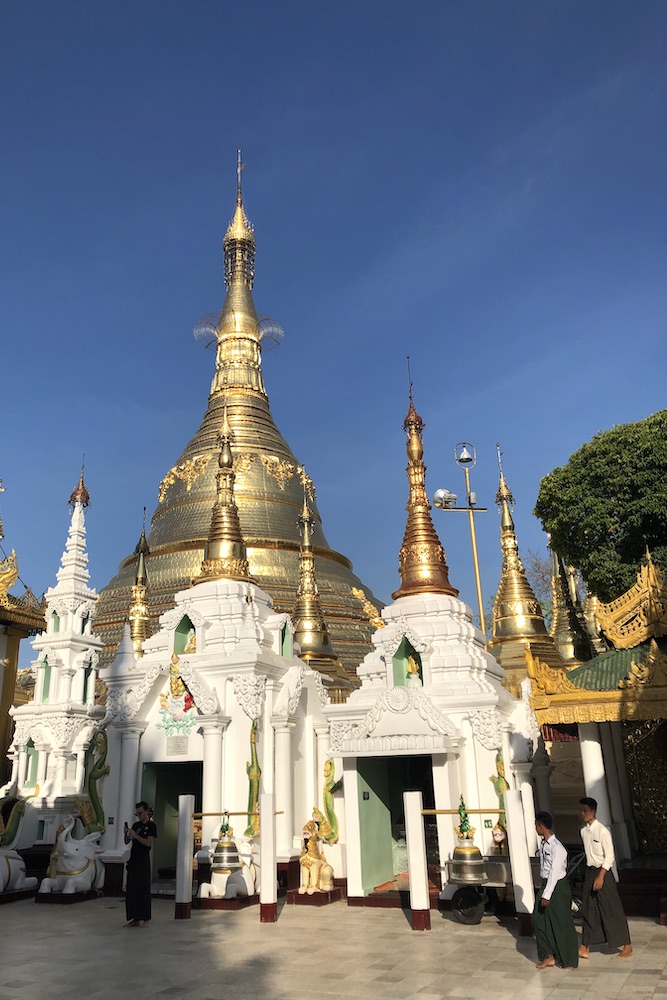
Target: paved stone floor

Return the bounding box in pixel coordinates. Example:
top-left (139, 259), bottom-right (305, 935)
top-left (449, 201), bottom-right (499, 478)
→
top-left (3, 898), bottom-right (666, 1000)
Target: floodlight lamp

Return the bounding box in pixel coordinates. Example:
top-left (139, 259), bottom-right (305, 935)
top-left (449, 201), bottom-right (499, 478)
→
top-left (433, 488), bottom-right (457, 509)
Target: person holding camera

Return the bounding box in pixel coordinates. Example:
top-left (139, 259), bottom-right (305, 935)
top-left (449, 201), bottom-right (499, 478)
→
top-left (124, 801), bottom-right (157, 927)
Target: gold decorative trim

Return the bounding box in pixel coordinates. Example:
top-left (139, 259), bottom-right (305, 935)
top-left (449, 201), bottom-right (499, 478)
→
top-left (595, 554), bottom-right (667, 649)
top-left (158, 455), bottom-right (211, 503)
top-left (619, 639), bottom-right (667, 689)
top-left (526, 646), bottom-right (580, 696)
top-left (260, 455), bottom-right (295, 490)
top-left (352, 587), bottom-right (384, 630)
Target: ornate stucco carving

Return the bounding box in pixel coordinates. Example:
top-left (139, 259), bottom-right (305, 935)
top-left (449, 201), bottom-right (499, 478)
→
top-left (233, 674), bottom-right (266, 720)
top-left (469, 709), bottom-right (505, 751)
top-left (177, 660), bottom-right (220, 714)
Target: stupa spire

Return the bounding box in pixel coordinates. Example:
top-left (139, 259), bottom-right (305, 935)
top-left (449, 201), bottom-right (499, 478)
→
top-left (490, 451), bottom-right (549, 642)
top-left (52, 470), bottom-right (94, 601)
top-left (197, 409), bottom-right (252, 583)
top-left (128, 509), bottom-right (151, 659)
top-left (392, 387), bottom-right (457, 600)
top-left (292, 491), bottom-right (338, 662)
top-left (211, 151), bottom-right (265, 398)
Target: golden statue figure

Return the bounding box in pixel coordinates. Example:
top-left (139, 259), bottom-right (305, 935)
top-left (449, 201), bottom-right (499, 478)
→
top-left (298, 819), bottom-right (334, 894)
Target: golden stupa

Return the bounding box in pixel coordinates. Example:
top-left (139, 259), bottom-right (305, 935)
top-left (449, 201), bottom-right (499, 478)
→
top-left (94, 154), bottom-right (381, 672)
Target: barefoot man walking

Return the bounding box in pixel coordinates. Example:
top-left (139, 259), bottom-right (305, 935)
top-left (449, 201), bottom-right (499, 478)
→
top-left (578, 797), bottom-right (633, 960)
top-left (533, 811), bottom-right (579, 970)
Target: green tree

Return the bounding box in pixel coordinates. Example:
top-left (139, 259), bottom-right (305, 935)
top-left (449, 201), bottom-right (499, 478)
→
top-left (534, 410), bottom-right (667, 602)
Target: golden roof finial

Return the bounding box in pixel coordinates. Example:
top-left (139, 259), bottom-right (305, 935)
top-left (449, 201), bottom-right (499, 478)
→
top-left (68, 458), bottom-right (91, 510)
top-left (392, 367), bottom-right (458, 600)
top-left (211, 152), bottom-right (264, 398)
top-left (292, 481), bottom-right (338, 663)
top-left (129, 507), bottom-right (151, 658)
top-left (196, 408), bottom-right (252, 583)
top-left (550, 546), bottom-right (591, 665)
top-left (490, 449), bottom-right (548, 642)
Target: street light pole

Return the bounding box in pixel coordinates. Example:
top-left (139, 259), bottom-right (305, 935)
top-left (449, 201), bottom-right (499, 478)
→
top-left (461, 463), bottom-right (486, 635)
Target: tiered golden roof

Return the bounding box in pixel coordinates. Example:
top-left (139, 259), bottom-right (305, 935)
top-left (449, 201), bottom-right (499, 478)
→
top-left (392, 395), bottom-right (457, 600)
top-left (487, 467), bottom-right (564, 687)
top-left (93, 155), bottom-right (380, 672)
top-left (595, 550), bottom-right (667, 649)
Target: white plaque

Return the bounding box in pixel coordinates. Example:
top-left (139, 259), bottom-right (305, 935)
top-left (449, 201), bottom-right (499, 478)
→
top-left (166, 735), bottom-right (189, 756)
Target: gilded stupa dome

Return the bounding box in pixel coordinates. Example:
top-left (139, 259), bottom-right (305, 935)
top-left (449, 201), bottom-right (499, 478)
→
top-left (93, 156), bottom-right (381, 673)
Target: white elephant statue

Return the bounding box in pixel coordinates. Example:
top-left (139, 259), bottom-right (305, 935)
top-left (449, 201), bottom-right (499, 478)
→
top-left (38, 815), bottom-right (105, 895)
top-left (0, 849), bottom-right (38, 893)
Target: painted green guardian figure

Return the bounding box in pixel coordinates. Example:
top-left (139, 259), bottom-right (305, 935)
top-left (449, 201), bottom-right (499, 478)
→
top-left (533, 810), bottom-right (578, 970)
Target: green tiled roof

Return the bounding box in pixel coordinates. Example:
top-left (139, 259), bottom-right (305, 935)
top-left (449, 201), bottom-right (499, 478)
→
top-left (567, 637), bottom-right (667, 691)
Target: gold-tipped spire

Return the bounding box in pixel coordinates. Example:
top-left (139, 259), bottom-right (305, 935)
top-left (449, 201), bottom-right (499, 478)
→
top-left (488, 452), bottom-right (564, 682)
top-left (211, 151), bottom-right (264, 398)
top-left (392, 389), bottom-right (458, 600)
top-left (293, 493), bottom-right (338, 662)
top-left (197, 409), bottom-right (252, 583)
top-left (68, 461), bottom-right (91, 510)
top-left (128, 508), bottom-right (151, 659)
top-left (550, 548), bottom-right (592, 666)
top-left (292, 487), bottom-right (355, 701)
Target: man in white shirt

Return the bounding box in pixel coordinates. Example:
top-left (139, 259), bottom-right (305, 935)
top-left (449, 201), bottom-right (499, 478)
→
top-left (579, 797), bottom-right (632, 959)
top-left (533, 811), bottom-right (579, 969)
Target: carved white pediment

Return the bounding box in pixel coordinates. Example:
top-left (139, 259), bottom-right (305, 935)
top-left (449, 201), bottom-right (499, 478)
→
top-left (104, 662), bottom-right (166, 724)
top-left (178, 602), bottom-right (209, 629)
top-left (329, 684), bottom-right (459, 756)
top-left (375, 616), bottom-right (429, 658)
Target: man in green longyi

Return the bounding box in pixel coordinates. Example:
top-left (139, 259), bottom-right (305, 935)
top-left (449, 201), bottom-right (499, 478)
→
top-left (532, 811), bottom-right (579, 970)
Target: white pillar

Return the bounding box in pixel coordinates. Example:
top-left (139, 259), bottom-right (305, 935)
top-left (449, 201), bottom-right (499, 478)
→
top-left (199, 717), bottom-right (225, 854)
top-left (36, 747), bottom-right (49, 789)
top-left (404, 790), bottom-right (431, 930)
top-left (504, 788), bottom-right (535, 935)
top-left (514, 763), bottom-right (538, 855)
top-left (17, 749), bottom-right (28, 787)
top-left (314, 724), bottom-right (330, 805)
top-left (74, 750), bottom-right (86, 792)
top-left (432, 753), bottom-right (455, 892)
top-left (259, 792), bottom-right (278, 922)
top-left (342, 761), bottom-right (363, 898)
top-left (175, 793), bottom-right (195, 919)
top-left (274, 721), bottom-right (294, 856)
top-left (578, 722), bottom-right (612, 829)
top-left (116, 723), bottom-right (145, 851)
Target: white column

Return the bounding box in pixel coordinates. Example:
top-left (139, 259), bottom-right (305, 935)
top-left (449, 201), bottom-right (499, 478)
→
top-left (513, 762), bottom-right (538, 855)
top-left (274, 721), bottom-right (294, 856)
top-left (504, 788), bottom-right (535, 934)
top-left (74, 750), bottom-right (86, 792)
top-left (404, 790), bottom-right (431, 930)
top-left (259, 792), bottom-right (278, 922)
top-left (116, 723), bottom-right (146, 851)
top-left (199, 717), bottom-right (225, 854)
top-left (432, 753), bottom-right (455, 892)
top-left (578, 722), bottom-right (612, 829)
top-left (599, 722), bottom-right (631, 860)
top-left (54, 752), bottom-right (68, 793)
top-left (72, 666), bottom-right (86, 704)
top-left (17, 749), bottom-right (28, 787)
top-left (262, 689), bottom-right (275, 794)
top-left (175, 793), bottom-right (195, 919)
top-left (342, 761), bottom-right (363, 898)
top-left (36, 747), bottom-right (49, 789)
top-left (59, 668), bottom-right (75, 703)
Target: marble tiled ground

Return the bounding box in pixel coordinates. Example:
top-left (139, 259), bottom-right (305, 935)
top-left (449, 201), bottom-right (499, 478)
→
top-left (3, 897), bottom-right (666, 1000)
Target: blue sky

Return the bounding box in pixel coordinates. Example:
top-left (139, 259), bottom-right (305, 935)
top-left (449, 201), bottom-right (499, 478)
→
top-left (2, 2), bottom-right (666, 661)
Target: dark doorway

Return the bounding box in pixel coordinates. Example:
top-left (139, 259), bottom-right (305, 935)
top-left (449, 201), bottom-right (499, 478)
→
top-left (141, 761), bottom-right (202, 877)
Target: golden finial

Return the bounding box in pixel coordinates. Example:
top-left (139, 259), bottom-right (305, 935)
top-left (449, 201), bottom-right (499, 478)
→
top-left (392, 374), bottom-right (458, 600)
top-left (490, 453), bottom-right (549, 642)
top-left (550, 546), bottom-right (591, 665)
top-left (224, 149), bottom-right (255, 253)
top-left (68, 458), bottom-right (91, 510)
top-left (196, 412), bottom-right (252, 583)
top-left (129, 507), bottom-right (151, 658)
